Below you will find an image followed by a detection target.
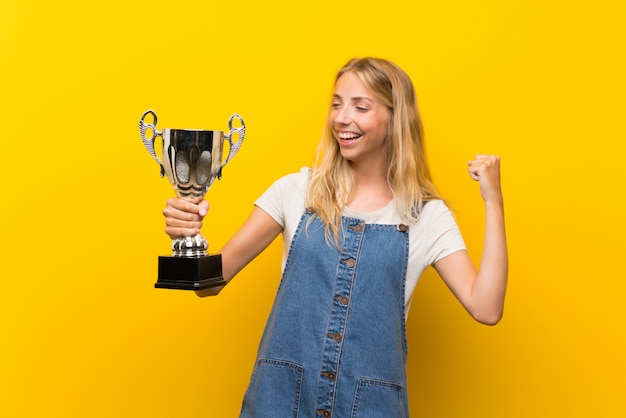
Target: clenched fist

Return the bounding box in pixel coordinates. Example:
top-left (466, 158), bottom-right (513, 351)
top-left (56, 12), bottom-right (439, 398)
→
top-left (163, 198), bottom-right (209, 239)
top-left (468, 155), bottom-right (503, 203)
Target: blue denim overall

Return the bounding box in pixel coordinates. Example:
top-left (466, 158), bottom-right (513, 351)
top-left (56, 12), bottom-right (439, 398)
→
top-left (240, 210), bottom-right (410, 418)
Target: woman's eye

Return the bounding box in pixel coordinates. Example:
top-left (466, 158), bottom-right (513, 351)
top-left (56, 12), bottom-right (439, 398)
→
top-left (356, 106), bottom-right (369, 112)
top-left (331, 103), bottom-right (341, 109)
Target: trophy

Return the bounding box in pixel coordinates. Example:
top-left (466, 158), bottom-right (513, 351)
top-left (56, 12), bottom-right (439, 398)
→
top-left (139, 109), bottom-right (245, 290)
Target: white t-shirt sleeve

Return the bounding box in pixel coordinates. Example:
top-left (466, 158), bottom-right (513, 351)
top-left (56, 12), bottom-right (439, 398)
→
top-left (254, 167), bottom-right (308, 227)
top-left (254, 168), bottom-right (309, 269)
top-left (421, 200), bottom-right (467, 266)
top-left (404, 200), bottom-right (467, 311)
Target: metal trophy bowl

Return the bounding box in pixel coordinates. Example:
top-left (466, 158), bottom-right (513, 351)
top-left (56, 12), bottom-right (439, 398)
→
top-left (139, 109), bottom-right (245, 290)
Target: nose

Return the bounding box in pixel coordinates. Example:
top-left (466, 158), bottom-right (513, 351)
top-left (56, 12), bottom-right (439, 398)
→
top-left (334, 106), bottom-right (351, 126)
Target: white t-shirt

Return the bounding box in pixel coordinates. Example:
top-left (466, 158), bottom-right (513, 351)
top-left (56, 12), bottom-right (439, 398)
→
top-left (255, 167), bottom-right (467, 312)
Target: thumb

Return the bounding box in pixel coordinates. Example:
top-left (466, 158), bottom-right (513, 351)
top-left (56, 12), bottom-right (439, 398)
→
top-left (198, 200), bottom-right (209, 217)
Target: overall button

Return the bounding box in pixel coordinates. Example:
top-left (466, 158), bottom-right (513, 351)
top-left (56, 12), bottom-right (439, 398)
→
top-left (316, 410), bottom-right (331, 418)
top-left (336, 295), bottom-right (349, 305)
top-left (341, 258), bottom-right (356, 268)
top-left (321, 371), bottom-right (336, 381)
top-left (327, 333), bottom-right (343, 342)
top-left (348, 223), bottom-right (364, 232)
top-left (397, 224), bottom-right (408, 232)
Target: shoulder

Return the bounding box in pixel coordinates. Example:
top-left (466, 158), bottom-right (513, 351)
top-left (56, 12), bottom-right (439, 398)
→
top-left (410, 199), bottom-right (466, 265)
top-left (262, 167), bottom-right (309, 199)
top-left (268, 167), bottom-right (309, 198)
top-left (419, 199), bottom-right (451, 219)
top-left (413, 199), bottom-right (459, 233)
top-left (255, 167), bottom-right (309, 227)
top-left (273, 167), bottom-right (310, 190)
top-left (257, 167), bottom-right (310, 201)
top-left (422, 199), bottom-right (450, 215)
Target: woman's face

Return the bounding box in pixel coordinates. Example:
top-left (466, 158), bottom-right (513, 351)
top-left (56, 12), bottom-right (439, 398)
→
top-left (329, 71), bottom-right (390, 167)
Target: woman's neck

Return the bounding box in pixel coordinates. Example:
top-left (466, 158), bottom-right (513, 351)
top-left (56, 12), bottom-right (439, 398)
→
top-left (346, 162), bottom-right (393, 212)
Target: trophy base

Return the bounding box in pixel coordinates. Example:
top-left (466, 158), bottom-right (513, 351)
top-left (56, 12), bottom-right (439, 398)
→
top-left (155, 254), bottom-right (226, 290)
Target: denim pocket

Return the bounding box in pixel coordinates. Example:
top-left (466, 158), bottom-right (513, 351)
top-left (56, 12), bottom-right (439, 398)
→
top-left (351, 377), bottom-right (407, 418)
top-left (240, 358), bottom-right (303, 418)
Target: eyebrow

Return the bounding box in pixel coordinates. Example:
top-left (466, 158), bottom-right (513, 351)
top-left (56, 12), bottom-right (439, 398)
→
top-left (332, 93), bottom-right (374, 103)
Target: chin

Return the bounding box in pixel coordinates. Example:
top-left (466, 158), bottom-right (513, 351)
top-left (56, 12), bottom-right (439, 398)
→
top-left (339, 150), bottom-right (356, 161)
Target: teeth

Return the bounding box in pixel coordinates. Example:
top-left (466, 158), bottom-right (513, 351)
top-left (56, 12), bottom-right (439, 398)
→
top-left (339, 132), bottom-right (361, 139)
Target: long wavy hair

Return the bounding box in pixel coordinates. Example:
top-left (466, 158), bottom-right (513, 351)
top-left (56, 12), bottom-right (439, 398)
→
top-left (306, 57), bottom-right (442, 246)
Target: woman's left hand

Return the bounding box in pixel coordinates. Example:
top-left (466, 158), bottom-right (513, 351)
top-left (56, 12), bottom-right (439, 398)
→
top-left (468, 155), bottom-right (503, 203)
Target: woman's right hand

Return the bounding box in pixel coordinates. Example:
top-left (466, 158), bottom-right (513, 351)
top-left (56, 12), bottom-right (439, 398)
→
top-left (162, 198), bottom-right (209, 239)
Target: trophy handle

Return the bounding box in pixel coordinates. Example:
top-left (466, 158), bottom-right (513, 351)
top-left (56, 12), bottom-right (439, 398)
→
top-left (219, 114), bottom-right (246, 179)
top-left (139, 110), bottom-right (165, 177)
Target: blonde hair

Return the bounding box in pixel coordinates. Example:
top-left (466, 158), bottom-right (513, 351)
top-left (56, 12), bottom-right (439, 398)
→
top-left (306, 57), bottom-right (442, 245)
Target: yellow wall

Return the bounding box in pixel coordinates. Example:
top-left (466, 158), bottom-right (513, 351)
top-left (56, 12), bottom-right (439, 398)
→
top-left (1, 0), bottom-right (624, 416)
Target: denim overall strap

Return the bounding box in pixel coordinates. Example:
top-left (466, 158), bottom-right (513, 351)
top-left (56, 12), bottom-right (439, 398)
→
top-left (240, 211), bottom-right (410, 418)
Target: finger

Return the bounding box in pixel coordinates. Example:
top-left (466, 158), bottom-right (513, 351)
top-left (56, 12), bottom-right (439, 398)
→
top-left (473, 155), bottom-right (500, 165)
top-left (163, 198), bottom-right (208, 220)
top-left (165, 225), bottom-right (201, 239)
top-left (468, 156), bottom-right (500, 174)
top-left (168, 197), bottom-right (207, 213)
top-left (469, 154), bottom-right (499, 162)
top-left (163, 205), bottom-right (201, 222)
top-left (468, 167), bottom-right (482, 181)
top-left (468, 161), bottom-right (492, 181)
top-left (165, 216), bottom-right (203, 229)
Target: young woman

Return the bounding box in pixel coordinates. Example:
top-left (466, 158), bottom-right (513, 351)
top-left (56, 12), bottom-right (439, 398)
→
top-left (163, 58), bottom-right (507, 417)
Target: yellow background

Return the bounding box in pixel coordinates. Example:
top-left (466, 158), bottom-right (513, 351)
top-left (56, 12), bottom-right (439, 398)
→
top-left (1, 0), bottom-right (625, 416)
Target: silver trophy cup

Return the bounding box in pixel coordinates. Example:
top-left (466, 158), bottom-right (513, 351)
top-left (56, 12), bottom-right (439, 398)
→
top-left (139, 109), bottom-right (245, 290)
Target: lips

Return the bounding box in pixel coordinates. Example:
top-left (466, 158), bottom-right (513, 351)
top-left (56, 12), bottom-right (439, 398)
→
top-left (337, 131), bottom-right (362, 145)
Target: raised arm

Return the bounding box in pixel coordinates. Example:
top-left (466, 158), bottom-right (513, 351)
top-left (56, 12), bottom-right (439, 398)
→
top-left (433, 155), bottom-right (508, 325)
top-left (163, 199), bottom-right (283, 297)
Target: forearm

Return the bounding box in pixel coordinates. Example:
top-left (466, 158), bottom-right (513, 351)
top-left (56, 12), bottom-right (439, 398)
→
top-left (195, 207), bottom-right (282, 297)
top-left (194, 238), bottom-right (270, 298)
top-left (471, 198), bottom-right (508, 324)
